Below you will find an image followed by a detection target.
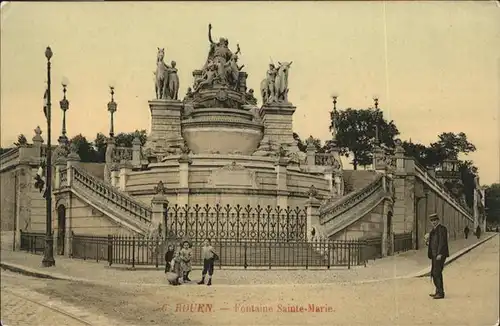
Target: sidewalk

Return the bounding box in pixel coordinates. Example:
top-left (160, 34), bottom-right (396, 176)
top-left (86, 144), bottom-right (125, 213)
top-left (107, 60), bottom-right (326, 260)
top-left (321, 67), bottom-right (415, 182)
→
top-left (1, 233), bottom-right (497, 287)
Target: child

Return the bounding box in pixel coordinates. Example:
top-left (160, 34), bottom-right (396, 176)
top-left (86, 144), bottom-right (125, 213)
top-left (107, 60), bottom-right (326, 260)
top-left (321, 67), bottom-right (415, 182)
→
top-left (164, 245), bottom-right (175, 273)
top-left (198, 238), bottom-right (218, 286)
top-left (167, 244), bottom-right (183, 286)
top-left (180, 240), bottom-right (192, 282)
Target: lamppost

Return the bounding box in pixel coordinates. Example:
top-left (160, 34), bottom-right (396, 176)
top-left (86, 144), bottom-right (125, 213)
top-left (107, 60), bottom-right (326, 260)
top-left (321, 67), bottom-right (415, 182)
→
top-left (42, 46), bottom-right (55, 267)
top-left (58, 78), bottom-right (69, 144)
top-left (374, 96), bottom-right (381, 143)
top-left (329, 95), bottom-right (339, 141)
top-left (107, 86), bottom-right (117, 137)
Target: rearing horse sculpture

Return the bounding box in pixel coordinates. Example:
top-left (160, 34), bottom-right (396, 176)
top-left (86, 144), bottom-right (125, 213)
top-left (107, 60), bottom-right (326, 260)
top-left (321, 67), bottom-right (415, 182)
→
top-left (155, 48), bottom-right (169, 99)
top-left (274, 61), bottom-right (292, 103)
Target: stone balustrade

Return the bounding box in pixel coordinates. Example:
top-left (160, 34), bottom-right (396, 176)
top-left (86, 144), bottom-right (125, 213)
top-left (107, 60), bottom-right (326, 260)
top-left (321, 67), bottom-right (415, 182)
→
top-left (71, 165), bottom-right (152, 223)
top-left (319, 175), bottom-right (385, 224)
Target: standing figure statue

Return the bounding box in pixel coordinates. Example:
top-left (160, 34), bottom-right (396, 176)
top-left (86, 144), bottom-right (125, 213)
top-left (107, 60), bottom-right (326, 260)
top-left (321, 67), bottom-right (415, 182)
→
top-left (225, 54), bottom-right (244, 91)
top-left (155, 48), bottom-right (169, 99)
top-left (260, 63), bottom-right (278, 104)
top-left (274, 61), bottom-right (292, 103)
top-left (206, 23), bottom-right (235, 86)
top-left (167, 60), bottom-right (180, 100)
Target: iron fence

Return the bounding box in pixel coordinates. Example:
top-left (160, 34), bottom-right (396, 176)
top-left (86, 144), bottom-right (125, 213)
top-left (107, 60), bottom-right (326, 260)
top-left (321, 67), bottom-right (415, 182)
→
top-left (71, 233), bottom-right (110, 262)
top-left (19, 231), bottom-right (45, 254)
top-left (164, 204), bottom-right (307, 242)
top-left (70, 234), bottom-right (370, 269)
top-left (361, 236), bottom-right (383, 261)
top-left (393, 232), bottom-right (413, 254)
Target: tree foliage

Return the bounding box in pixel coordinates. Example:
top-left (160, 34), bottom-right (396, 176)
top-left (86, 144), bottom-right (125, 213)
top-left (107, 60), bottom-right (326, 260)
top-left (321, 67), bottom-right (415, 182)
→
top-left (402, 132), bottom-right (478, 208)
top-left (334, 108), bottom-right (400, 169)
top-left (14, 134), bottom-right (28, 147)
top-left (68, 130), bottom-right (148, 163)
top-left (485, 184), bottom-right (500, 224)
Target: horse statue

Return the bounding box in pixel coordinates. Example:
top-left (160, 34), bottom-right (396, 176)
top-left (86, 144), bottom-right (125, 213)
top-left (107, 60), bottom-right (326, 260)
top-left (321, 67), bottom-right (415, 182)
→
top-left (155, 48), bottom-right (169, 99)
top-left (274, 61), bottom-right (292, 103)
top-left (260, 61), bottom-right (292, 104)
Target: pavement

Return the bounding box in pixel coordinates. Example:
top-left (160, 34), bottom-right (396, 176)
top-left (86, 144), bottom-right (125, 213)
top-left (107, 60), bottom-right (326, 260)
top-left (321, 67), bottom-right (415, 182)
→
top-left (0, 232), bottom-right (497, 287)
top-left (1, 233), bottom-right (498, 326)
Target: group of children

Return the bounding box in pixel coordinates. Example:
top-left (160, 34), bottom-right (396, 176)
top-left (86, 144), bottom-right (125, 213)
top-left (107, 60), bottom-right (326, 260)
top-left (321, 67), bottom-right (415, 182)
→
top-left (164, 238), bottom-right (217, 286)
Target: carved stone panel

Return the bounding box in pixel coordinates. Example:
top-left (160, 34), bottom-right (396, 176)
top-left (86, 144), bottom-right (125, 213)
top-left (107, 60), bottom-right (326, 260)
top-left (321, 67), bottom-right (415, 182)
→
top-left (207, 162), bottom-right (259, 189)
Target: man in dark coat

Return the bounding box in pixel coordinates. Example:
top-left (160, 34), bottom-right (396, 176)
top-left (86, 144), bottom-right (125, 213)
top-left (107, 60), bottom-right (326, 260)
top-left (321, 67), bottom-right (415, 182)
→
top-left (464, 225), bottom-right (469, 239)
top-left (427, 213), bottom-right (449, 299)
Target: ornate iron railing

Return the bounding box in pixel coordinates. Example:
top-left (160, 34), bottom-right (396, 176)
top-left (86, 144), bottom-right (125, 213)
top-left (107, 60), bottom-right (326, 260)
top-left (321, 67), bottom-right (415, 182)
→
top-left (19, 230), bottom-right (46, 254)
top-left (361, 235), bottom-right (383, 261)
top-left (70, 234), bottom-right (369, 269)
top-left (393, 232), bottom-right (413, 253)
top-left (164, 204), bottom-right (307, 242)
top-left (71, 165), bottom-right (152, 223)
top-left (320, 175), bottom-right (385, 222)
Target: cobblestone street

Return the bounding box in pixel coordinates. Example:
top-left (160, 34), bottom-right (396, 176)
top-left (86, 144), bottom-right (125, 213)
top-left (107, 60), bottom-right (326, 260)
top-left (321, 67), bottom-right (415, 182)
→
top-left (1, 235), bottom-right (498, 326)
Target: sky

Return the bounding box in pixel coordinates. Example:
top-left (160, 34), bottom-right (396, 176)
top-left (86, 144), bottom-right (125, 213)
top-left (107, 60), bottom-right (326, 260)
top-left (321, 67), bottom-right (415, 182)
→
top-left (1, 1), bottom-right (499, 184)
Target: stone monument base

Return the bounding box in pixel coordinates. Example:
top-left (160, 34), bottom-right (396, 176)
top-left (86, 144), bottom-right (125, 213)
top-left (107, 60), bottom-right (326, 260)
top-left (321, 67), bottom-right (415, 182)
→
top-left (145, 99), bottom-right (184, 156)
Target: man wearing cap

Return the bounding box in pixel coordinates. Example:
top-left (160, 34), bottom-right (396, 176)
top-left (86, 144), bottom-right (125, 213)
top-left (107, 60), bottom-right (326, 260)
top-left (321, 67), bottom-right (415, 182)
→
top-left (427, 213), bottom-right (449, 299)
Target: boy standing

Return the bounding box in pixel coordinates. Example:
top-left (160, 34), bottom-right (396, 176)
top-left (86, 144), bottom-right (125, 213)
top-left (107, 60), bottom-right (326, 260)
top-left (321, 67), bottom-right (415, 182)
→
top-left (198, 238), bottom-right (217, 286)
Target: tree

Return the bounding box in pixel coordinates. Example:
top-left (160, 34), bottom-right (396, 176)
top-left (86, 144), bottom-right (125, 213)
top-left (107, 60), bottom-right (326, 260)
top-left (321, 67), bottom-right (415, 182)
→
top-left (334, 108), bottom-right (400, 169)
top-left (114, 130), bottom-right (148, 148)
top-left (70, 134), bottom-right (97, 162)
top-left (93, 132), bottom-right (108, 163)
top-left (402, 141), bottom-right (427, 167)
top-left (14, 134), bottom-right (28, 147)
top-left (485, 184), bottom-right (500, 224)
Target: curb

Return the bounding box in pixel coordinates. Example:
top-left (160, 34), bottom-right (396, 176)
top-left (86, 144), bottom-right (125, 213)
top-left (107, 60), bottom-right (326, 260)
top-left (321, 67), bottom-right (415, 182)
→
top-left (411, 233), bottom-right (498, 278)
top-left (0, 262), bottom-right (86, 283)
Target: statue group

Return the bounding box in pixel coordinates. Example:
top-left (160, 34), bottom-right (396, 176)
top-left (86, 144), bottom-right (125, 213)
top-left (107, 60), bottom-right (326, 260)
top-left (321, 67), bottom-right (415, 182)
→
top-left (193, 23), bottom-right (244, 92)
top-left (260, 61), bottom-right (292, 104)
top-left (155, 48), bottom-right (180, 100)
top-left (154, 24), bottom-right (293, 106)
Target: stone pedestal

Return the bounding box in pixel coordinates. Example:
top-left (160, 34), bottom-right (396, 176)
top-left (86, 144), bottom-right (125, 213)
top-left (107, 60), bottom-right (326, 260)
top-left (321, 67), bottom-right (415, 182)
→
top-left (256, 103), bottom-right (297, 152)
top-left (177, 155), bottom-right (192, 207)
top-left (146, 99), bottom-right (184, 153)
top-left (306, 193), bottom-right (321, 241)
top-left (275, 158), bottom-right (289, 208)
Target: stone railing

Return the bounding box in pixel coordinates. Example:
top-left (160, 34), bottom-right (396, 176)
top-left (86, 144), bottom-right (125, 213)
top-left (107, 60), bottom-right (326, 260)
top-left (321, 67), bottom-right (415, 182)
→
top-left (71, 165), bottom-right (152, 223)
top-left (112, 146), bottom-right (133, 163)
top-left (0, 147), bottom-right (20, 170)
top-left (314, 153), bottom-right (337, 166)
top-left (320, 174), bottom-right (385, 223)
top-left (413, 161), bottom-right (473, 220)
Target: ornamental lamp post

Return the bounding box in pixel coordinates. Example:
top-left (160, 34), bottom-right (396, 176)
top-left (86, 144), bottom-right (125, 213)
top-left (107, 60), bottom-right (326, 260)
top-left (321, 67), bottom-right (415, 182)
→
top-left (59, 77), bottom-right (70, 145)
top-left (107, 86), bottom-right (117, 138)
top-left (42, 46), bottom-right (55, 267)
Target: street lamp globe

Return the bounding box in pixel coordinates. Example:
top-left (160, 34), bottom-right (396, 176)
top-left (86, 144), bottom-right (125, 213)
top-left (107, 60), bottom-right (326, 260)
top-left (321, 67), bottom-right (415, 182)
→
top-left (61, 76), bottom-right (70, 87)
top-left (45, 46), bottom-right (53, 60)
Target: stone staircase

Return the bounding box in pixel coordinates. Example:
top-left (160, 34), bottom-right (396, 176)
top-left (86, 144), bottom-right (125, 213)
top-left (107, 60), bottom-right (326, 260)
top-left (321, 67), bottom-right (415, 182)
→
top-left (61, 165), bottom-right (152, 235)
top-left (319, 172), bottom-right (389, 238)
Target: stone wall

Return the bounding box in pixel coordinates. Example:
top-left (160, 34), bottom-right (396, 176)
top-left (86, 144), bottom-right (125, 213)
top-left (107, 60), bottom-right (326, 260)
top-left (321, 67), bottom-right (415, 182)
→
top-left (329, 199), bottom-right (385, 241)
top-left (59, 195), bottom-right (134, 237)
top-left (0, 168), bottom-right (17, 231)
